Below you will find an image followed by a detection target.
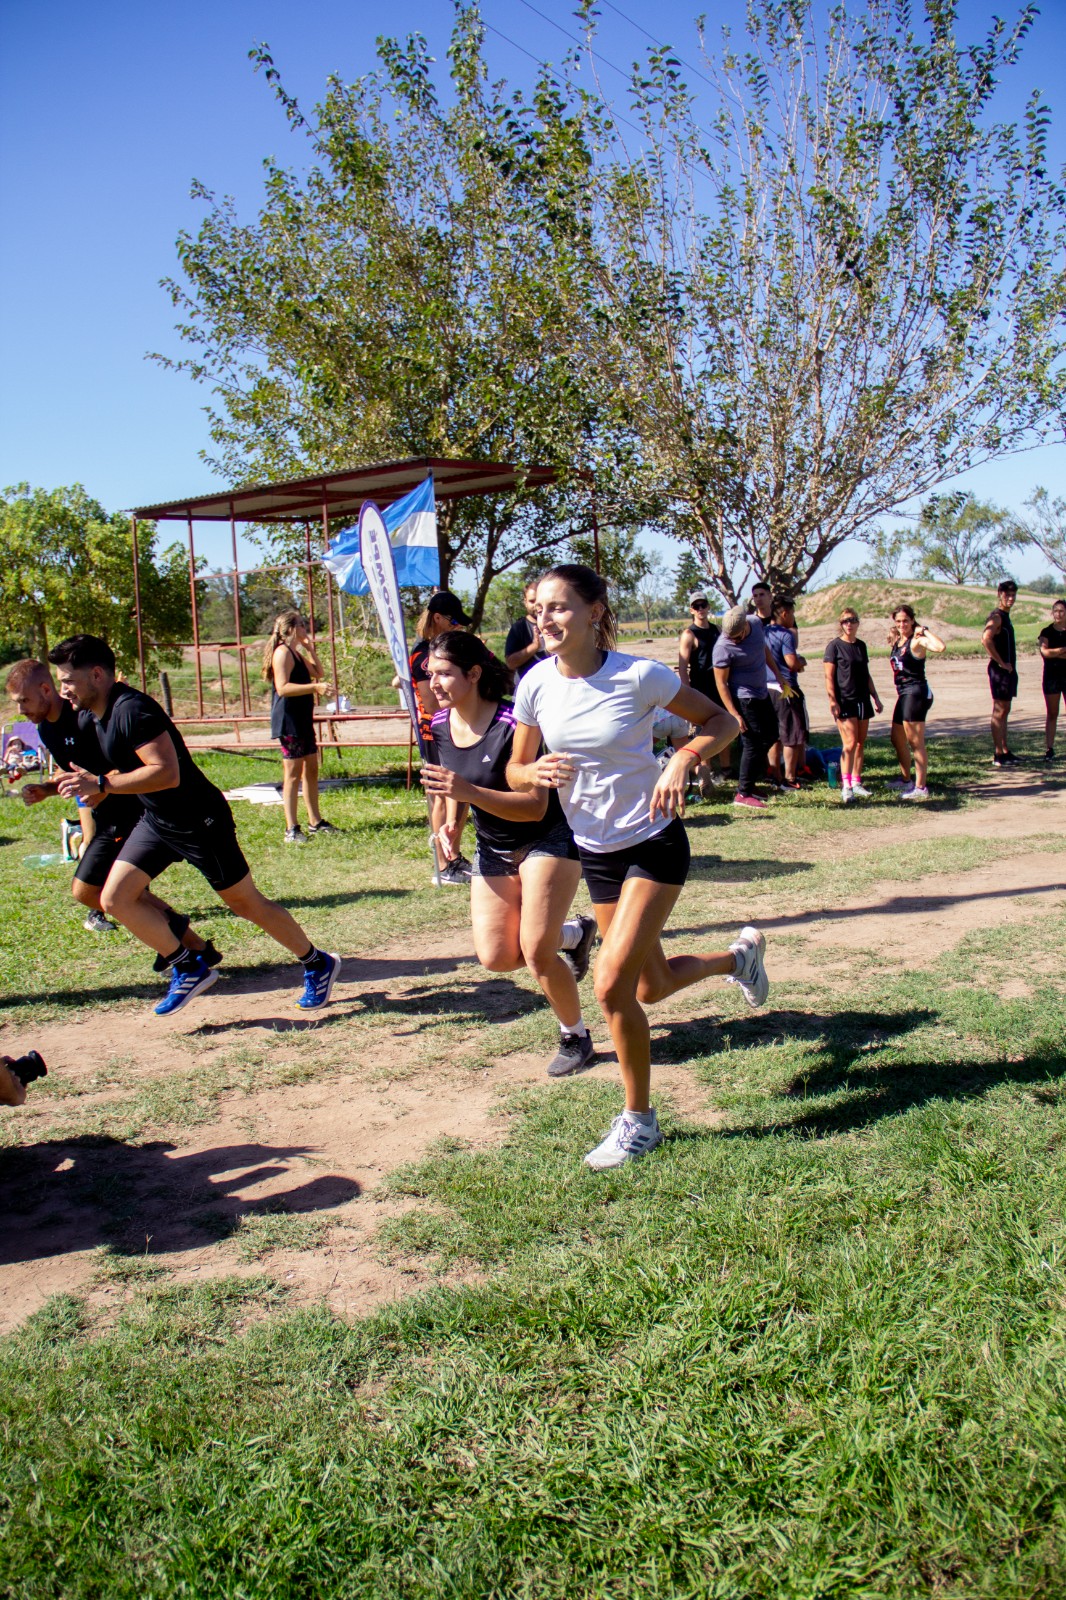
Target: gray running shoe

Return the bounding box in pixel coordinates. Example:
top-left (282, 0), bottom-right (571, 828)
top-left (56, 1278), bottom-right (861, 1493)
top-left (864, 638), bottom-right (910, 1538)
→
top-left (547, 1030), bottom-right (595, 1078)
top-left (439, 855), bottom-right (473, 886)
top-left (307, 819), bottom-right (339, 835)
top-left (584, 1111), bottom-right (663, 1169)
top-left (727, 925), bottom-right (769, 1008)
top-left (284, 825), bottom-right (307, 844)
top-left (851, 782), bottom-right (872, 799)
top-left (560, 915), bottom-right (597, 982)
top-left (84, 909), bottom-right (117, 934)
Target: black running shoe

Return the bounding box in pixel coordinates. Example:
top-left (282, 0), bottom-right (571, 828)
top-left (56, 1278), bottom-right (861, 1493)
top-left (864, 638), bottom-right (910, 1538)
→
top-left (1045, 749), bottom-right (1055, 763)
top-left (154, 939), bottom-right (224, 975)
top-left (439, 855), bottom-right (473, 886)
top-left (560, 915), bottom-right (597, 983)
top-left (993, 754), bottom-right (1008, 768)
top-left (546, 1030), bottom-right (595, 1078)
top-left (1003, 750), bottom-right (1022, 764)
top-left (307, 819), bottom-right (339, 835)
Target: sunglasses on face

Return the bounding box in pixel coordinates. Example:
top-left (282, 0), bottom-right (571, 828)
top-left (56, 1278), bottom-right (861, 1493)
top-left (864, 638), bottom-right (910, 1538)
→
top-left (691, 601), bottom-right (709, 610)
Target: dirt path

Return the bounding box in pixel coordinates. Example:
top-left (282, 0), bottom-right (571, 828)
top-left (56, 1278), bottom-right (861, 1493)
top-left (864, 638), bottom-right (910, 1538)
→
top-left (3, 784), bottom-right (1063, 1334)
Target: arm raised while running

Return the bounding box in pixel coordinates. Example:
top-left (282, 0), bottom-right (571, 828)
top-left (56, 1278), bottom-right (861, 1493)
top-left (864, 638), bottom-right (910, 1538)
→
top-left (57, 733), bottom-right (180, 802)
top-left (421, 762), bottom-right (548, 820)
top-left (506, 721), bottom-right (577, 792)
top-left (650, 688), bottom-right (739, 822)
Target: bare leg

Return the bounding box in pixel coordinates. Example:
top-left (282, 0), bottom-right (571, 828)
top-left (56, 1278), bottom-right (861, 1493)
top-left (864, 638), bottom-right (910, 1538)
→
top-left (72, 874), bottom-right (205, 950)
top-left (890, 722), bottom-right (912, 782)
top-left (302, 752), bottom-right (322, 827)
top-left (592, 880), bottom-right (737, 1113)
top-left (281, 757), bottom-right (303, 829)
top-left (991, 698), bottom-right (1010, 756)
top-left (100, 863), bottom-right (177, 955)
top-left (852, 720), bottom-right (870, 783)
top-left (217, 873), bottom-right (316, 957)
top-left (783, 742), bottom-right (801, 782)
top-left (767, 737), bottom-right (783, 783)
top-left (906, 721), bottom-right (928, 788)
top-left (469, 874), bottom-right (525, 972)
top-left (518, 856), bottom-right (583, 1027)
top-left (1045, 692), bottom-right (1060, 751)
top-left (837, 719), bottom-right (858, 779)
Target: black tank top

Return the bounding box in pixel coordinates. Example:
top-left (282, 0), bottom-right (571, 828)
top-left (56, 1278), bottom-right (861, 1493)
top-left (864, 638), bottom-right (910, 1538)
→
top-left (271, 646), bottom-right (314, 740)
top-left (890, 640), bottom-right (927, 694)
top-left (684, 623), bottom-right (719, 694)
top-left (991, 608), bottom-right (1016, 668)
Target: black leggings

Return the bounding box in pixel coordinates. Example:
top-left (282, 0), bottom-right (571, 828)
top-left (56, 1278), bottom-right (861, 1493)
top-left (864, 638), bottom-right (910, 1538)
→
top-left (737, 696), bottom-right (779, 796)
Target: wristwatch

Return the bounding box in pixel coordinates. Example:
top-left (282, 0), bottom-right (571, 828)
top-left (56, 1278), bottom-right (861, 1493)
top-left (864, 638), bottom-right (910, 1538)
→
top-left (97, 773), bottom-right (109, 794)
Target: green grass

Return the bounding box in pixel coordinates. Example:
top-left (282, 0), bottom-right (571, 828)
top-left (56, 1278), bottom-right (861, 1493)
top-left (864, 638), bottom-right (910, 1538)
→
top-left (3, 736), bottom-right (1066, 1595)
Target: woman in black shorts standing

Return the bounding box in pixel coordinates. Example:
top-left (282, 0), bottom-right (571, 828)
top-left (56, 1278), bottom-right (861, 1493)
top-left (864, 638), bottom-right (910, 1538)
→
top-left (887, 605), bottom-right (945, 801)
top-left (1039, 598), bottom-right (1066, 762)
top-left (264, 610), bottom-right (336, 844)
top-left (420, 632), bottom-right (598, 1078)
top-left (823, 609), bottom-right (883, 803)
top-left (507, 564), bottom-right (767, 1171)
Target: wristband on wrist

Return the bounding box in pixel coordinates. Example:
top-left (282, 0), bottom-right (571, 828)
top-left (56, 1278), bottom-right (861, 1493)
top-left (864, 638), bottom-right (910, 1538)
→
top-left (677, 746), bottom-right (703, 762)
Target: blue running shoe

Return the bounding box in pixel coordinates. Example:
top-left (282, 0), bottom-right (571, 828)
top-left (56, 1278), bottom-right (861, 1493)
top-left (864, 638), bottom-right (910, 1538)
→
top-left (296, 951), bottom-right (341, 1010)
top-left (154, 955), bottom-right (219, 1016)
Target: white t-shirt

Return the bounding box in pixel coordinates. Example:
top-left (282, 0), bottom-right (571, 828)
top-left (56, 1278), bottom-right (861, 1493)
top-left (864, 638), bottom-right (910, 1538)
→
top-left (513, 651), bottom-right (683, 853)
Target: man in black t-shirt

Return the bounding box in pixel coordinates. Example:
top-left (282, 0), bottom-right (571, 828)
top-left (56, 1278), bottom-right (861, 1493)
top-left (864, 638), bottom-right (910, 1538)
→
top-left (504, 582), bottom-right (548, 681)
top-left (48, 635), bottom-right (340, 1018)
top-left (982, 579), bottom-right (1019, 766)
top-left (5, 658), bottom-right (217, 962)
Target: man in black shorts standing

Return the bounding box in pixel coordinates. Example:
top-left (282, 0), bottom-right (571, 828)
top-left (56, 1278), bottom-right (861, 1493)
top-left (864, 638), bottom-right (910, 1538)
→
top-left (48, 635), bottom-right (339, 1017)
top-left (982, 579), bottom-right (1020, 766)
top-left (678, 589), bottom-right (727, 795)
top-left (6, 658), bottom-right (219, 963)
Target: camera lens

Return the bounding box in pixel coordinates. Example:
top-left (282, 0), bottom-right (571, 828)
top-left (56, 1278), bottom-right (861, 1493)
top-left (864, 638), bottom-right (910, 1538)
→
top-left (12, 1050), bottom-right (47, 1086)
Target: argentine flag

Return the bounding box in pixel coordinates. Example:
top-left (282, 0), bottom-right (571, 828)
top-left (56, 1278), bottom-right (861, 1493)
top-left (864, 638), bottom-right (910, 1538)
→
top-left (321, 476), bottom-right (439, 595)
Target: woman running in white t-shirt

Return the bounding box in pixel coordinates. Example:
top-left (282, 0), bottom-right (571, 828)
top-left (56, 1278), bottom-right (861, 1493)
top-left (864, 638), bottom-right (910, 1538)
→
top-left (508, 564), bottom-right (769, 1170)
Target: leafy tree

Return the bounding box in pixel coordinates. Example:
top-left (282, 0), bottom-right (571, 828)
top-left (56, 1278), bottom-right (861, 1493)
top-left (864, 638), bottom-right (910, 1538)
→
top-left (1005, 487), bottom-right (1066, 582)
top-left (0, 484), bottom-right (190, 670)
top-left (159, 7), bottom-right (607, 629)
top-left (569, 527), bottom-right (650, 614)
top-left (848, 527), bottom-right (913, 581)
top-left (911, 492), bottom-right (1010, 585)
top-left (633, 551), bottom-right (670, 632)
top-left (580, 0), bottom-right (1066, 600)
top-left (673, 551), bottom-right (714, 609)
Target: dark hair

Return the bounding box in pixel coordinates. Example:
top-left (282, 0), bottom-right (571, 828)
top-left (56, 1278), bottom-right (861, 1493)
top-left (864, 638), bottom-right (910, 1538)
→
top-left (771, 593), bottom-right (795, 617)
top-left (892, 603), bottom-right (917, 624)
top-left (540, 563), bottom-right (618, 650)
top-left (752, 581), bottom-right (772, 594)
top-left (428, 632), bottom-right (514, 702)
top-left (48, 634), bottom-right (116, 674)
top-left (998, 578), bottom-right (1018, 593)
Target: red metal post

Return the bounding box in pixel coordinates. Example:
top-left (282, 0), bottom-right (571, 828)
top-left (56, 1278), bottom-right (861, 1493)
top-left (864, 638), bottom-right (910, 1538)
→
top-left (217, 650), bottom-right (227, 716)
top-left (320, 495), bottom-right (340, 696)
top-left (229, 501), bottom-right (248, 715)
top-left (305, 519), bottom-right (316, 645)
top-left (187, 512), bottom-right (204, 717)
top-left (131, 516), bottom-right (147, 691)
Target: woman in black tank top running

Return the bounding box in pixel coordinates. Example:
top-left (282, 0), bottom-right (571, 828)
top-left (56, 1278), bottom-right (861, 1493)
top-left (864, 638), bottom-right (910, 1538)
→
top-left (263, 610), bottom-right (336, 843)
top-left (887, 605), bottom-right (945, 801)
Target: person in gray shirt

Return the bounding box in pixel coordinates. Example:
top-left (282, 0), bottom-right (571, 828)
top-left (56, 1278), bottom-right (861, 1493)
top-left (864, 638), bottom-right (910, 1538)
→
top-left (713, 606), bottom-right (793, 809)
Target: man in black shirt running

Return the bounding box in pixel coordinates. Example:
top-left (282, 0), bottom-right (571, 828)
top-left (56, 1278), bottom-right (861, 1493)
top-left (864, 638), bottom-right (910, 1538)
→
top-left (5, 658), bottom-right (218, 962)
top-left (48, 635), bottom-right (339, 1017)
top-left (982, 578), bottom-right (1020, 766)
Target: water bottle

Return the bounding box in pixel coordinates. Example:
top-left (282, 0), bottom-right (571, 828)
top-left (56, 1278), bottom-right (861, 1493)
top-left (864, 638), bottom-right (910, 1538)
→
top-left (827, 761), bottom-right (841, 789)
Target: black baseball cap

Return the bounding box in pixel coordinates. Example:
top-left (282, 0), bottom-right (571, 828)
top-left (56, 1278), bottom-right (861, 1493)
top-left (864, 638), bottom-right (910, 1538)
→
top-left (426, 591), bottom-right (471, 625)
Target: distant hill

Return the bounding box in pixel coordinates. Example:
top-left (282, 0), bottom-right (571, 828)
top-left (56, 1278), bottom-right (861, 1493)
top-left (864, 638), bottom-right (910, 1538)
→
top-left (799, 578), bottom-right (1051, 633)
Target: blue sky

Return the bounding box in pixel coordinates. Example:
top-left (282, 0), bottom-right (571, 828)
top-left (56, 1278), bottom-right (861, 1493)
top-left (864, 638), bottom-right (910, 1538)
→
top-left (2, 0), bottom-right (1064, 585)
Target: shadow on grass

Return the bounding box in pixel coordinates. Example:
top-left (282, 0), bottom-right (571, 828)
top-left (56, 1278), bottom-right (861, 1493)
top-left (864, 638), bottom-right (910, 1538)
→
top-left (189, 977), bottom-right (542, 1035)
top-left (707, 879), bottom-right (1066, 933)
top-left (654, 1006), bottom-right (937, 1068)
top-left (0, 1136), bottom-right (361, 1266)
top-left (686, 855), bottom-right (813, 884)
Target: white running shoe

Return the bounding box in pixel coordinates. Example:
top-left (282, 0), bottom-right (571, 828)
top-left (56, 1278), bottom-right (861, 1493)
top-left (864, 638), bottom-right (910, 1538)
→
top-left (851, 783), bottom-right (872, 799)
top-left (886, 777), bottom-right (912, 790)
top-left (840, 786), bottom-right (854, 804)
top-left (584, 1111), bottom-right (663, 1170)
top-left (727, 925), bottom-right (769, 1007)
top-left (903, 785), bottom-right (929, 801)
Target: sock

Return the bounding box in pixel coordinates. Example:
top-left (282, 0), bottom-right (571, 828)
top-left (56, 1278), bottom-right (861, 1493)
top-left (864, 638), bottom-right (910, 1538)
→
top-left (560, 1018), bottom-right (587, 1038)
top-left (843, 774), bottom-right (853, 788)
top-left (164, 945), bottom-right (196, 971)
top-left (300, 945), bottom-right (328, 971)
top-left (625, 1107), bottom-right (656, 1125)
top-left (558, 918), bottom-right (585, 952)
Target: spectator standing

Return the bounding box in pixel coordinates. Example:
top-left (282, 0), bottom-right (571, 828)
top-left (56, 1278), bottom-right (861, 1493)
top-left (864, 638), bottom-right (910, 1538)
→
top-left (748, 581), bottom-right (773, 623)
top-left (765, 596), bottom-right (808, 788)
top-left (886, 606), bottom-right (946, 801)
top-left (410, 591), bottom-right (473, 884)
top-left (713, 607), bottom-right (793, 810)
top-left (823, 610), bottom-right (883, 803)
top-left (982, 579), bottom-right (1020, 766)
top-left (504, 581), bottom-right (548, 682)
top-left (1039, 597), bottom-right (1066, 763)
top-left (264, 611), bottom-right (337, 844)
top-left (678, 590), bottom-right (727, 794)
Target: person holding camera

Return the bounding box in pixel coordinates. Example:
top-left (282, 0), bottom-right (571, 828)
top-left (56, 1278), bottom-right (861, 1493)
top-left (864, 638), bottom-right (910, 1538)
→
top-left (0, 1050), bottom-right (47, 1108)
top-left (887, 606), bottom-right (946, 801)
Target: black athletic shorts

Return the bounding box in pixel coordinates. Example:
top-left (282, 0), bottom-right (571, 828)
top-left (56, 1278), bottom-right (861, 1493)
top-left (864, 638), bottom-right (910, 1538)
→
top-left (988, 663), bottom-right (1018, 702)
top-left (1043, 673), bottom-right (1066, 697)
top-left (836, 699), bottom-right (874, 722)
top-left (116, 809), bottom-right (249, 893)
top-left (74, 828), bottom-right (125, 889)
top-left (892, 691), bottom-right (930, 726)
top-left (279, 729), bottom-right (317, 760)
top-left (770, 687), bottom-right (808, 747)
top-left (578, 817), bottom-right (690, 905)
